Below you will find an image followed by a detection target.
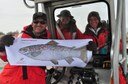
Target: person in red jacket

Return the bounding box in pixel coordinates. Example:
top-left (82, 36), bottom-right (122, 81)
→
top-left (56, 10), bottom-right (85, 39)
top-left (84, 11), bottom-right (110, 54)
top-left (0, 12), bottom-right (50, 84)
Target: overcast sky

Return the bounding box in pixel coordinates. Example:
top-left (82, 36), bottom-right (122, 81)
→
top-left (0, 0), bottom-right (34, 34)
top-left (0, 0), bottom-right (128, 34)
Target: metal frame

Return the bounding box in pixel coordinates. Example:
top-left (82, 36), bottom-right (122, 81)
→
top-left (23, 0), bottom-right (127, 84)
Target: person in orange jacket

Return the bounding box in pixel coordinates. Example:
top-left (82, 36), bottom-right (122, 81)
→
top-left (84, 11), bottom-right (110, 54)
top-left (0, 12), bottom-right (50, 84)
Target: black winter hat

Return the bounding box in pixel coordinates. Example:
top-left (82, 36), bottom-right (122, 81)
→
top-left (33, 12), bottom-right (47, 21)
top-left (87, 11), bottom-right (101, 22)
top-left (57, 10), bottom-right (73, 18)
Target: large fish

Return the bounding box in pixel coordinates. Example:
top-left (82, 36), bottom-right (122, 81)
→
top-left (18, 41), bottom-right (87, 65)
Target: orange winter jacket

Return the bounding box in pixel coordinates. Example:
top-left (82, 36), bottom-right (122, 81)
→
top-left (0, 25), bottom-right (49, 84)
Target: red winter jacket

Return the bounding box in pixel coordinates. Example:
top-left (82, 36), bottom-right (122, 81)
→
top-left (56, 28), bottom-right (85, 39)
top-left (56, 19), bottom-right (85, 39)
top-left (84, 27), bottom-right (109, 48)
top-left (84, 25), bottom-right (109, 54)
top-left (0, 25), bottom-right (49, 84)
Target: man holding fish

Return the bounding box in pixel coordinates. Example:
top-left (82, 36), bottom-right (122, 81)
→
top-left (0, 12), bottom-right (49, 84)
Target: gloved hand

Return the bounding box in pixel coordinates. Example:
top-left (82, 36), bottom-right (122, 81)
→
top-left (86, 41), bottom-right (97, 51)
top-left (0, 43), bottom-right (5, 51)
top-left (47, 68), bottom-right (55, 74)
top-left (0, 35), bottom-right (15, 47)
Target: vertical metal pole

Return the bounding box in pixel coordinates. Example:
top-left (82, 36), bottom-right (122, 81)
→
top-left (121, 0), bottom-right (127, 75)
top-left (113, 0), bottom-right (122, 84)
top-left (35, 3), bottom-right (38, 13)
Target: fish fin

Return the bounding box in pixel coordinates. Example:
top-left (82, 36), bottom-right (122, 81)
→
top-left (51, 59), bottom-right (58, 65)
top-left (80, 48), bottom-right (87, 62)
top-left (46, 40), bottom-right (58, 46)
top-left (30, 51), bottom-right (42, 57)
top-left (65, 57), bottom-right (74, 64)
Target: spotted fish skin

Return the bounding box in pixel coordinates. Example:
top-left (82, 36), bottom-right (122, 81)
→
top-left (19, 43), bottom-right (87, 65)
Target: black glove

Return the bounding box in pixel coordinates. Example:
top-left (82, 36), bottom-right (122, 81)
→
top-left (86, 41), bottom-right (97, 51)
top-left (0, 35), bottom-right (15, 47)
top-left (0, 43), bottom-right (5, 51)
top-left (47, 68), bottom-right (55, 74)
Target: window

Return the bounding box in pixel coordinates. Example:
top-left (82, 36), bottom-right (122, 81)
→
top-left (54, 2), bottom-right (109, 33)
top-left (54, 1), bottom-right (111, 56)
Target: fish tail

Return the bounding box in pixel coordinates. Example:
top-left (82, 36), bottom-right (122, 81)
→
top-left (80, 48), bottom-right (87, 63)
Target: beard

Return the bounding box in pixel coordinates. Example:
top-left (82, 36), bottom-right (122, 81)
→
top-left (61, 23), bottom-right (70, 29)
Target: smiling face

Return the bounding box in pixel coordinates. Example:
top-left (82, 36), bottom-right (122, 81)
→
top-left (89, 16), bottom-right (99, 29)
top-left (32, 18), bottom-right (47, 36)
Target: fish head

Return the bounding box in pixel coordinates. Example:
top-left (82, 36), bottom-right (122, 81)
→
top-left (19, 47), bottom-right (29, 55)
top-left (18, 45), bottom-right (42, 57)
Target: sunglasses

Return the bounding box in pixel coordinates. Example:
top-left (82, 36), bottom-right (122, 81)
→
top-left (33, 20), bottom-right (46, 24)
